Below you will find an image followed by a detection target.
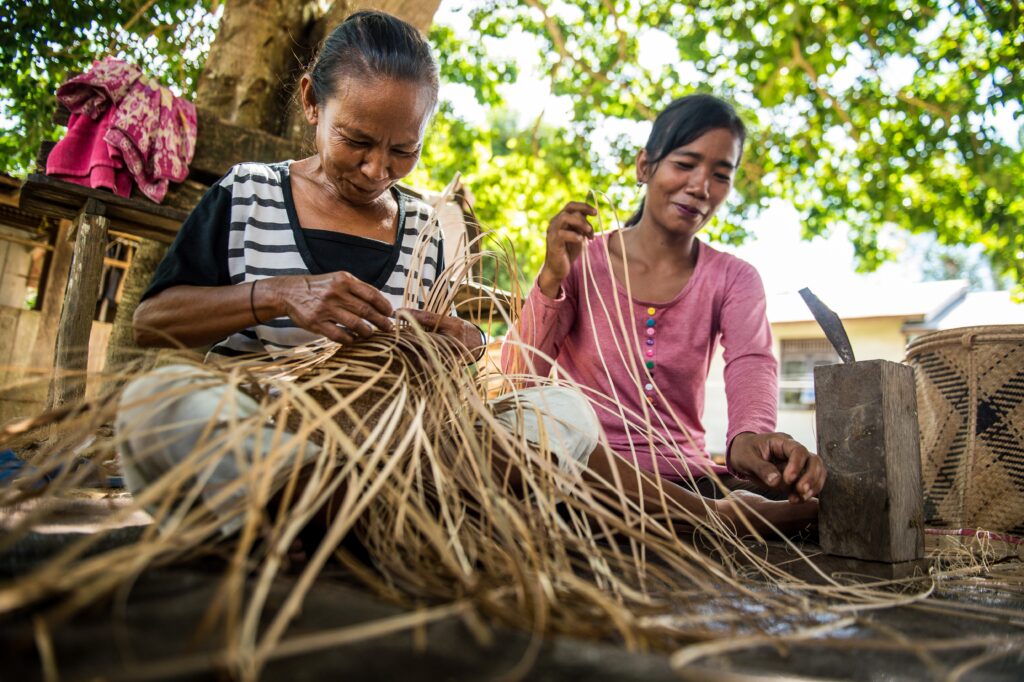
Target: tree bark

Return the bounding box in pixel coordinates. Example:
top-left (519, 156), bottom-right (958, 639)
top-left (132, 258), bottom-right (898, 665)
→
top-left (322, 0), bottom-right (441, 33)
top-left (105, 239), bottom-right (167, 373)
top-left (194, 0), bottom-right (307, 136)
top-left (282, 0), bottom-right (443, 144)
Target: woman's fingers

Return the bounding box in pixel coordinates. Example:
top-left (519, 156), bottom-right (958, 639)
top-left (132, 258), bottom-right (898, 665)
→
top-left (769, 435), bottom-right (826, 502)
top-left (284, 272), bottom-right (395, 341)
top-left (314, 320), bottom-right (355, 345)
top-left (400, 309), bottom-right (479, 347)
top-left (340, 278), bottom-right (394, 331)
top-left (552, 208), bottom-right (595, 240)
top-left (561, 201), bottom-right (598, 217)
top-left (731, 432), bottom-right (826, 504)
top-left (397, 308), bottom-right (442, 330)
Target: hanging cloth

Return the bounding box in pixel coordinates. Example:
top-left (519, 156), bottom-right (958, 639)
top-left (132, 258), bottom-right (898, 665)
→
top-left (47, 57), bottom-right (198, 203)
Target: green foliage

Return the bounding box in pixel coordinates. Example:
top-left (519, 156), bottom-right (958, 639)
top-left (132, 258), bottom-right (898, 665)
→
top-left (426, 0), bottom-right (1024, 289)
top-left (0, 0), bottom-right (217, 176)
top-left (3, 0), bottom-right (1019, 292)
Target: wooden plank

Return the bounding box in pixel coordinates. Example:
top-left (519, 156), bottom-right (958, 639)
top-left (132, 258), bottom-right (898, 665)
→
top-left (30, 219), bottom-right (74, 376)
top-left (0, 235), bottom-right (32, 308)
top-left (189, 108), bottom-right (304, 182)
top-left (0, 306), bottom-right (19, 388)
top-left (814, 360), bottom-right (925, 563)
top-left (47, 201), bottom-right (109, 409)
top-left (0, 308), bottom-right (42, 412)
top-left (0, 203), bottom-right (44, 232)
top-left (19, 174), bottom-right (186, 242)
top-left (161, 179), bottom-right (208, 214)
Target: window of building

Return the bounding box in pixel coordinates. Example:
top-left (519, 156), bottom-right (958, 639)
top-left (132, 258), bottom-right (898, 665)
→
top-left (779, 338), bottom-right (840, 410)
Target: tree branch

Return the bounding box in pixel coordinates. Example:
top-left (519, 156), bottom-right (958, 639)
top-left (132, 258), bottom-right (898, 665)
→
top-left (599, 0), bottom-right (628, 64)
top-left (121, 0), bottom-right (159, 33)
top-left (523, 0), bottom-right (654, 119)
top-left (790, 37), bottom-right (856, 132)
top-left (894, 91), bottom-right (951, 122)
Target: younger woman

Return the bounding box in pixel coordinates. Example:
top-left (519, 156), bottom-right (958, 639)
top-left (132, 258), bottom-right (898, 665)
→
top-left (503, 94), bottom-right (826, 505)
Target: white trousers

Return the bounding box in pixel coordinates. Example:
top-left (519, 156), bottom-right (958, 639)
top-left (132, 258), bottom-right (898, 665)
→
top-left (117, 365), bottom-right (599, 536)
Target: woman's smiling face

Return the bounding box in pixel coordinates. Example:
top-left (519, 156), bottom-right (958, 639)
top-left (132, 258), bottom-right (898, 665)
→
top-left (636, 127), bottom-right (741, 236)
top-left (302, 74), bottom-right (434, 205)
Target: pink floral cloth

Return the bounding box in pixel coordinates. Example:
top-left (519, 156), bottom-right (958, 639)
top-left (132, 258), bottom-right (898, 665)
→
top-left (47, 57), bottom-right (197, 203)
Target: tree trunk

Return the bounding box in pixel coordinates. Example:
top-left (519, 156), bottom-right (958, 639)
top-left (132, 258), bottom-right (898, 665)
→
top-left (195, 0), bottom-right (307, 135)
top-left (105, 239), bottom-right (168, 373)
top-left (322, 0), bottom-right (441, 33)
top-left (282, 0), bottom-right (443, 143)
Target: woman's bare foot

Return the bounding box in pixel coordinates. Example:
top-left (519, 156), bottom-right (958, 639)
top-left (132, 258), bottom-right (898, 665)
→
top-left (716, 490), bottom-right (818, 537)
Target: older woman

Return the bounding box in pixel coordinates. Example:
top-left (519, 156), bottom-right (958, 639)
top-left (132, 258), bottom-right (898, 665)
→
top-left (133, 11), bottom-right (474, 355)
top-left (118, 11), bottom-right (600, 538)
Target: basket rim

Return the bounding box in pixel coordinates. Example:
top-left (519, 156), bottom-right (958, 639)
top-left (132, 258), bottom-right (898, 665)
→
top-left (906, 324), bottom-right (1024, 356)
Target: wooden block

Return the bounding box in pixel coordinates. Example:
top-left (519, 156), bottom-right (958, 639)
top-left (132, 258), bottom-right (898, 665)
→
top-left (814, 360), bottom-right (925, 563)
top-left (189, 108), bottom-right (304, 182)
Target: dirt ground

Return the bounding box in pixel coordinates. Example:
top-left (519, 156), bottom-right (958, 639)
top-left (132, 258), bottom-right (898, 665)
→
top-left (2, 497), bottom-right (1022, 681)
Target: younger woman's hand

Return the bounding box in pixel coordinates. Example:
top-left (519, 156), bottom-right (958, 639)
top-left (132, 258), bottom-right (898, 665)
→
top-left (397, 309), bottom-right (485, 361)
top-left (537, 201), bottom-right (597, 298)
top-left (728, 432), bottom-right (827, 504)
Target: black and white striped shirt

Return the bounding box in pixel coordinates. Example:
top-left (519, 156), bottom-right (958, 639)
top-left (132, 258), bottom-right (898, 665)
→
top-left (143, 161), bottom-right (445, 358)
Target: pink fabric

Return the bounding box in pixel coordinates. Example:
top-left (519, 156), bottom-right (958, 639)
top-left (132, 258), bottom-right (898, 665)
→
top-left (501, 232), bottom-right (778, 480)
top-left (55, 58), bottom-right (140, 119)
top-left (45, 108), bottom-right (133, 198)
top-left (105, 82), bottom-right (197, 202)
top-left (47, 57), bottom-right (197, 203)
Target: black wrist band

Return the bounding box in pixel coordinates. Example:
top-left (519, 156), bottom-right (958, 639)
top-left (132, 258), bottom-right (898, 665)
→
top-left (250, 279), bottom-right (262, 325)
top-left (471, 323), bottom-right (487, 363)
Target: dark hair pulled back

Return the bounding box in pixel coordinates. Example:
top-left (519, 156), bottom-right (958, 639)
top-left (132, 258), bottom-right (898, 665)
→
top-left (308, 10), bottom-right (439, 107)
top-left (625, 94), bottom-right (746, 227)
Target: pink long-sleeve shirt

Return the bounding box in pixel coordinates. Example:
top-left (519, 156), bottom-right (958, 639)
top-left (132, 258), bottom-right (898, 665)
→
top-left (501, 232), bottom-right (778, 480)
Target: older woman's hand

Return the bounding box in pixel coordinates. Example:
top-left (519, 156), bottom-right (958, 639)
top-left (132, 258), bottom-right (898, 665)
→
top-left (276, 271), bottom-right (395, 344)
top-left (728, 432), bottom-right (827, 504)
top-left (397, 308), bottom-right (485, 361)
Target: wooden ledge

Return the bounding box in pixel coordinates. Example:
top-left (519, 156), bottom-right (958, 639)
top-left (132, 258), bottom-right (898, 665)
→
top-left (18, 174), bottom-right (187, 243)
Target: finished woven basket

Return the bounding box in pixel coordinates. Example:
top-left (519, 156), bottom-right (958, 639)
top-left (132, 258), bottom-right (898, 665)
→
top-left (905, 325), bottom-right (1024, 537)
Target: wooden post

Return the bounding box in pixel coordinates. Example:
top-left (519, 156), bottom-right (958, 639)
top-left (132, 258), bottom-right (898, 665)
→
top-left (47, 199), bottom-right (108, 409)
top-left (814, 359), bottom-right (925, 563)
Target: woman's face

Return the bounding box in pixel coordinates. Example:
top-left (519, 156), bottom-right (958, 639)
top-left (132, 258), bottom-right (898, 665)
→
top-left (302, 74), bottom-right (435, 205)
top-left (636, 127), bottom-right (741, 236)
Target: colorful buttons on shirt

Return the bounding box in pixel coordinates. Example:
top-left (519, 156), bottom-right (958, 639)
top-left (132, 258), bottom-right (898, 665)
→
top-left (642, 306), bottom-right (658, 398)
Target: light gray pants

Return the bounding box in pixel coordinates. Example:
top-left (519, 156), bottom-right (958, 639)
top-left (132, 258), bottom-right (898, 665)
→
top-left (117, 365), bottom-right (600, 536)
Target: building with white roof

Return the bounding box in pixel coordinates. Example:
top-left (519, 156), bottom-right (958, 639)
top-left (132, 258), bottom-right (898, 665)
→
top-left (703, 280), bottom-right (1024, 457)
